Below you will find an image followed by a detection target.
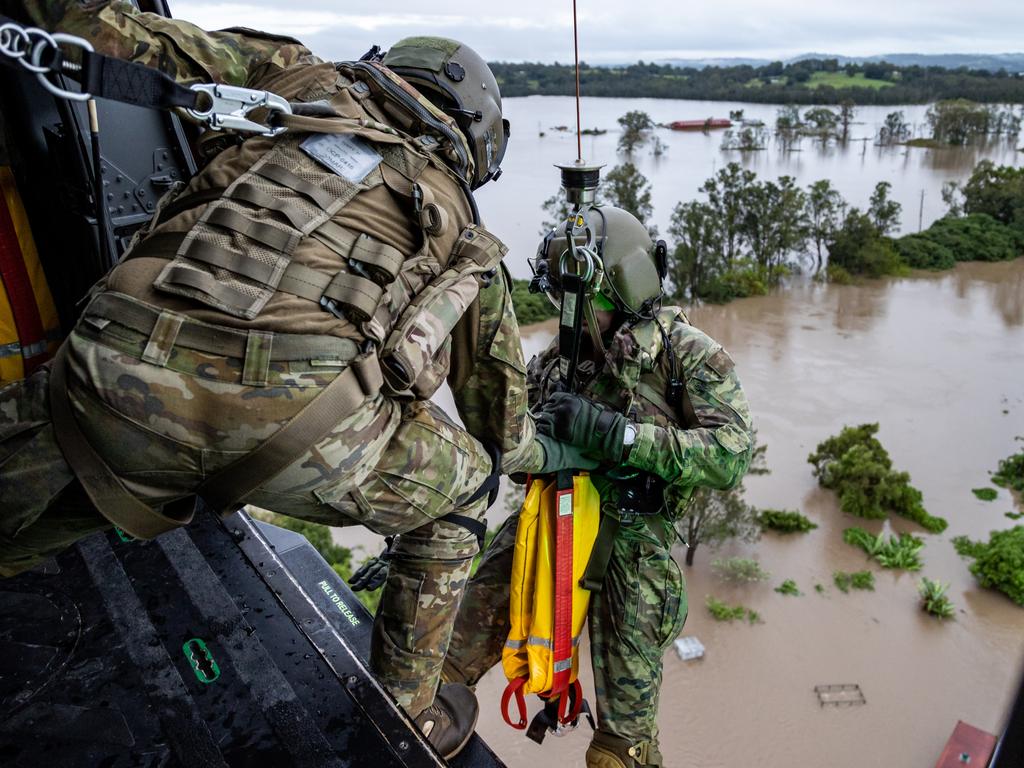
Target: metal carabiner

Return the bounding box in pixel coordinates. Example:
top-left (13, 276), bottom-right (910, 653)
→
top-left (186, 83), bottom-right (292, 136)
top-left (20, 27), bottom-right (55, 74)
top-left (0, 23), bottom-right (32, 63)
top-left (32, 33), bottom-right (93, 102)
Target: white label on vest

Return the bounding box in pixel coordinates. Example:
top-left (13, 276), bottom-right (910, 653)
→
top-left (301, 133), bottom-right (382, 183)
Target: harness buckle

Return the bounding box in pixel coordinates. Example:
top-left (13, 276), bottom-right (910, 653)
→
top-left (319, 296), bottom-right (346, 320)
top-left (187, 83), bottom-right (292, 136)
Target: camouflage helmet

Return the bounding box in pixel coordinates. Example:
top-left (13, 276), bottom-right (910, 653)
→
top-left (535, 206), bottom-right (665, 316)
top-left (384, 37), bottom-right (509, 189)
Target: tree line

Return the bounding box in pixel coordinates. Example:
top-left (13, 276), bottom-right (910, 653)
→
top-left (491, 58), bottom-right (1024, 105)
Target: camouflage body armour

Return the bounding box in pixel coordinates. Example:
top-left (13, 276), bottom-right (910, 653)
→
top-left (445, 309), bottom-right (754, 766)
top-left (1, 0), bottom-right (537, 717)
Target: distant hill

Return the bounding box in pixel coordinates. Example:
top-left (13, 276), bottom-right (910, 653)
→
top-left (655, 53), bottom-right (1024, 74)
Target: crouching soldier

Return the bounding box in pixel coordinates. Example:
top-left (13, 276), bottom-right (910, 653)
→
top-left (0, 2), bottom-right (591, 756)
top-left (442, 206), bottom-right (755, 766)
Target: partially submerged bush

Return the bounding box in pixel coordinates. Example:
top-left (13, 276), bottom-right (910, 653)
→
top-left (711, 557), bottom-right (771, 583)
top-left (972, 487), bottom-right (999, 501)
top-left (706, 595), bottom-right (761, 624)
top-left (775, 579), bottom-right (802, 596)
top-left (992, 446), bottom-right (1024, 494)
top-left (833, 569), bottom-right (876, 593)
top-left (809, 424), bottom-right (948, 533)
top-left (843, 526), bottom-right (924, 571)
top-left (919, 578), bottom-right (956, 619)
top-left (758, 508), bottom-right (818, 534)
top-left (952, 526), bottom-right (1024, 606)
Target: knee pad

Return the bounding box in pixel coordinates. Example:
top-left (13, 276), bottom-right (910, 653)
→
top-left (586, 732), bottom-right (662, 768)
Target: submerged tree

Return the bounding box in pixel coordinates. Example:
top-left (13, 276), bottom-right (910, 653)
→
top-left (617, 110), bottom-right (654, 154)
top-left (601, 162), bottom-right (655, 231)
top-left (741, 175), bottom-right (808, 281)
top-left (668, 200), bottom-right (721, 299)
top-left (806, 179), bottom-right (846, 272)
top-left (878, 110), bottom-right (911, 145)
top-left (868, 181), bottom-right (902, 235)
top-left (701, 162), bottom-right (757, 267)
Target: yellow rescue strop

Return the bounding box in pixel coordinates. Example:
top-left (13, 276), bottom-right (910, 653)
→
top-left (501, 471), bottom-right (599, 734)
top-left (0, 166), bottom-right (61, 383)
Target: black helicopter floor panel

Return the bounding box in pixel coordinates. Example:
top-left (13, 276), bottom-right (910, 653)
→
top-left (0, 506), bottom-right (504, 768)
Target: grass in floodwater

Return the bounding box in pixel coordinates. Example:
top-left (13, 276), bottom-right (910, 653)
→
top-left (833, 570), bottom-right (876, 593)
top-left (972, 487), bottom-right (998, 501)
top-left (843, 526), bottom-right (924, 571)
top-left (711, 557), bottom-right (770, 583)
top-left (919, 577), bottom-right (956, 619)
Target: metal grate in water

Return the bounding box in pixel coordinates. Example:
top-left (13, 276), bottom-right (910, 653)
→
top-left (814, 683), bottom-right (866, 707)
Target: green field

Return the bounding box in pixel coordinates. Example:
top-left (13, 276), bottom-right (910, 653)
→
top-left (807, 72), bottom-right (894, 90)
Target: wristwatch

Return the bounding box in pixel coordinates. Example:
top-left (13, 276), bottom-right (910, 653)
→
top-left (623, 422), bottom-right (637, 448)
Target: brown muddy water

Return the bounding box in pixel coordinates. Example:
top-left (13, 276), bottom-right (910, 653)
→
top-left (466, 259), bottom-right (1024, 768)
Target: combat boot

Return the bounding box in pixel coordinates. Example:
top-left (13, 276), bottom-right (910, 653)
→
top-left (415, 682), bottom-right (480, 759)
top-left (586, 730), bottom-right (663, 768)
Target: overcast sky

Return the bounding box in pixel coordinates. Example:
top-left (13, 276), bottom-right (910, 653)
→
top-left (171, 0), bottom-right (1024, 64)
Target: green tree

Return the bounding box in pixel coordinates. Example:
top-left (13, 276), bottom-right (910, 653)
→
top-left (868, 181), bottom-right (902, 235)
top-left (839, 100), bottom-right (856, 140)
top-left (601, 162), bottom-right (655, 229)
top-left (806, 179), bottom-right (845, 272)
top-left (878, 110), bottom-right (911, 145)
top-left (701, 162), bottom-right (756, 267)
top-left (803, 107), bottom-right (840, 138)
top-left (961, 160), bottom-right (1024, 226)
top-left (927, 100), bottom-right (994, 145)
top-left (617, 110), bottom-right (654, 154)
top-left (668, 200), bottom-right (720, 299)
top-left (775, 105), bottom-right (802, 151)
top-left (740, 176), bottom-right (808, 281)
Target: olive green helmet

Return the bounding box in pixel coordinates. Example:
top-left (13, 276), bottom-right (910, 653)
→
top-left (384, 37), bottom-right (510, 189)
top-left (534, 206), bottom-right (666, 316)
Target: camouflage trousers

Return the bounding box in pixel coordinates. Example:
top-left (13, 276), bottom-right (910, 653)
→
top-left (0, 323), bottom-right (493, 717)
top-left (443, 506), bottom-right (688, 764)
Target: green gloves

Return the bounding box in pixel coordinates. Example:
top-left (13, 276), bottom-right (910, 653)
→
top-left (535, 433), bottom-right (600, 474)
top-left (536, 392), bottom-right (628, 465)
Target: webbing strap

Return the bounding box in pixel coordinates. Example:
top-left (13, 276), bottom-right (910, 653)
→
top-left (256, 164), bottom-right (335, 210)
top-left (579, 512), bottom-right (620, 593)
top-left (197, 351), bottom-right (384, 511)
top-left (162, 264), bottom-right (259, 315)
top-left (48, 344), bottom-right (194, 539)
top-left (80, 50), bottom-right (197, 111)
top-left (322, 271), bottom-right (382, 322)
top-left (183, 240), bottom-right (278, 284)
top-left (205, 207), bottom-right (299, 253)
top-left (85, 291), bottom-right (360, 362)
top-left (229, 183), bottom-right (315, 230)
top-left (550, 469), bottom-right (575, 696)
top-left (500, 676), bottom-right (529, 730)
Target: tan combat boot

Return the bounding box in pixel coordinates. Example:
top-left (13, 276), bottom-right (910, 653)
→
top-left (415, 682), bottom-right (480, 759)
top-left (586, 730), bottom-right (662, 768)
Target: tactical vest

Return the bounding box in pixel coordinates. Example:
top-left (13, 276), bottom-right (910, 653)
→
top-left (105, 59), bottom-right (505, 400)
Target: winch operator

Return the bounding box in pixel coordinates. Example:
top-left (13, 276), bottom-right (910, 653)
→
top-left (0, 1), bottom-right (590, 757)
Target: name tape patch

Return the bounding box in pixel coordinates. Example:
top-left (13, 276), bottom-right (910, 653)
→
top-left (301, 133), bottom-right (382, 183)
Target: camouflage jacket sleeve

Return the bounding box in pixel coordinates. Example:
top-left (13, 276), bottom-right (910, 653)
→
top-left (449, 264), bottom-right (540, 474)
top-left (17, 0), bottom-right (316, 86)
top-left (625, 321), bottom-right (754, 490)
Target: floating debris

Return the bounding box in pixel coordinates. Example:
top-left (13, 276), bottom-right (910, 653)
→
top-left (674, 636), bottom-right (705, 661)
top-left (814, 683), bottom-right (866, 707)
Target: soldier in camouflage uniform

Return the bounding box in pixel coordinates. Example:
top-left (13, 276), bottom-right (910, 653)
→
top-left (443, 207), bottom-right (755, 766)
top-left (0, 1), bottom-right (592, 756)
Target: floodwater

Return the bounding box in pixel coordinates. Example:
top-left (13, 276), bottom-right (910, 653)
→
top-left (474, 96), bottom-right (1024, 279)
top-left (470, 259), bottom-right (1024, 767)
